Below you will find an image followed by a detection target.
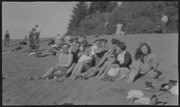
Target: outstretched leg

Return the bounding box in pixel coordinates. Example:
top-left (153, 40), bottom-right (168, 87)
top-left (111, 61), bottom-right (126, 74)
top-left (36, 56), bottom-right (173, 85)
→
top-left (126, 69), bottom-right (140, 83)
top-left (83, 67), bottom-right (100, 80)
top-left (96, 61), bottom-right (109, 78)
top-left (69, 63), bottom-right (80, 79)
top-left (30, 64), bottom-right (59, 80)
top-left (72, 62), bottom-right (84, 80)
top-left (98, 63), bottom-right (112, 79)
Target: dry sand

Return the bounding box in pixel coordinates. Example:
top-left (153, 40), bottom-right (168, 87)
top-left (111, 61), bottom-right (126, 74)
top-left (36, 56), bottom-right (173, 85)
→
top-left (2, 34), bottom-right (178, 105)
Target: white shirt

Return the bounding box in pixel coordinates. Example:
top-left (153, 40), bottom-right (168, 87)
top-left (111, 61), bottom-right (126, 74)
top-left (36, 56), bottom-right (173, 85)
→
top-left (161, 15), bottom-right (168, 23)
top-left (117, 51), bottom-right (126, 64)
top-left (90, 45), bottom-right (98, 55)
top-left (34, 27), bottom-right (41, 33)
top-left (78, 54), bottom-right (90, 63)
top-left (116, 23), bottom-right (123, 35)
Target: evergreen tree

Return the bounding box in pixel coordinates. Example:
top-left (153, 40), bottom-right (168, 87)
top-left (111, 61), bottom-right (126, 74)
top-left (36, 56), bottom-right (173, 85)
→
top-left (66, 2), bottom-right (88, 35)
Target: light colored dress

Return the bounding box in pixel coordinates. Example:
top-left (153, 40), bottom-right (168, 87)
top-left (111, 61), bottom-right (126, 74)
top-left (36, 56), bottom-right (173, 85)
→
top-left (115, 23), bottom-right (124, 37)
top-left (127, 54), bottom-right (158, 82)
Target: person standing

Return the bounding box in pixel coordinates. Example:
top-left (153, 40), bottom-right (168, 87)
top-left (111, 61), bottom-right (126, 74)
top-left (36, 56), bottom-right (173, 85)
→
top-left (34, 25), bottom-right (41, 44)
top-left (28, 27), bottom-right (35, 52)
top-left (115, 23), bottom-right (125, 37)
top-left (34, 25), bottom-right (41, 52)
top-left (161, 14), bottom-right (168, 33)
top-left (4, 30), bottom-right (10, 47)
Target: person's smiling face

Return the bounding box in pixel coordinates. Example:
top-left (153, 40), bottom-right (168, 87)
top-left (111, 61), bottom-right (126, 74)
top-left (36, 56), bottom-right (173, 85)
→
top-left (141, 45), bottom-right (149, 55)
top-left (62, 44), bottom-right (70, 54)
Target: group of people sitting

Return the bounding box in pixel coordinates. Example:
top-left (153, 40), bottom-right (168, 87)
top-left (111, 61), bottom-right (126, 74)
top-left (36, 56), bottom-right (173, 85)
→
top-left (30, 34), bottom-right (159, 83)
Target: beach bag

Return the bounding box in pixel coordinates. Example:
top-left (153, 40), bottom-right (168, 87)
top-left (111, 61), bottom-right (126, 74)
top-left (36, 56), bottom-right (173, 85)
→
top-left (107, 68), bottom-right (120, 77)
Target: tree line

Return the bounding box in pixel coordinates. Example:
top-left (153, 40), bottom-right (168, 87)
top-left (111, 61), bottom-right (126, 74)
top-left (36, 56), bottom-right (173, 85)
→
top-left (66, 1), bottom-right (178, 36)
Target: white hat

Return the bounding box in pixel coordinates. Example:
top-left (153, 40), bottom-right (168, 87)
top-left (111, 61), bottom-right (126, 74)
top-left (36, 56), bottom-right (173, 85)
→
top-left (126, 90), bottom-right (144, 99)
top-left (169, 84), bottom-right (178, 96)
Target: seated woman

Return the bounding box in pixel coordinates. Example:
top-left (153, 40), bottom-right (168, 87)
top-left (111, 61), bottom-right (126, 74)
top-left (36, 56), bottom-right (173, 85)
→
top-left (69, 46), bottom-right (94, 80)
top-left (126, 42), bottom-right (159, 83)
top-left (30, 43), bottom-right (73, 81)
top-left (96, 40), bottom-right (132, 81)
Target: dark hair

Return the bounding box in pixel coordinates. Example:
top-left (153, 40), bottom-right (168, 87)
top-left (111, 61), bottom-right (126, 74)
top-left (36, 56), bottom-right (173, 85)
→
top-left (118, 41), bottom-right (126, 51)
top-left (111, 38), bottom-right (126, 51)
top-left (111, 38), bottom-right (119, 44)
top-left (100, 39), bottom-right (108, 43)
top-left (75, 41), bottom-right (81, 46)
top-left (111, 38), bottom-right (120, 46)
top-left (94, 34), bottom-right (99, 38)
top-left (74, 37), bottom-right (78, 41)
top-left (60, 42), bottom-right (71, 48)
top-left (94, 39), bottom-right (100, 43)
top-left (134, 42), bottom-right (151, 62)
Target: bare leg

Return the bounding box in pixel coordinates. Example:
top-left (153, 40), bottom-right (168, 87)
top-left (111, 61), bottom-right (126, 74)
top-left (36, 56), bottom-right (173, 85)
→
top-left (72, 62), bottom-right (84, 80)
top-left (126, 61), bottom-right (141, 83)
top-left (99, 63), bottom-right (112, 79)
top-left (4, 40), bottom-right (6, 47)
top-left (32, 64), bottom-right (60, 80)
top-left (53, 70), bottom-right (66, 82)
top-left (82, 67), bottom-right (98, 80)
top-left (65, 63), bottom-right (76, 77)
top-left (82, 67), bottom-right (94, 78)
top-left (40, 67), bottom-right (56, 79)
top-left (96, 62), bottom-right (108, 77)
top-left (69, 63), bottom-right (80, 79)
top-left (87, 67), bottom-right (101, 79)
top-left (126, 69), bottom-right (139, 83)
top-left (7, 39), bottom-right (9, 47)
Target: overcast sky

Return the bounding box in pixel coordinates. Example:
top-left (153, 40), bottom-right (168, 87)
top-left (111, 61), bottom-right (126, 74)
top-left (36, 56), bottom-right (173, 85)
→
top-left (2, 2), bottom-right (77, 39)
top-left (2, 2), bottom-right (122, 39)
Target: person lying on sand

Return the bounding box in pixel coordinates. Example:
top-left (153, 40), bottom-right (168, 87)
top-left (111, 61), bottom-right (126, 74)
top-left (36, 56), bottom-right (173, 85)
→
top-left (69, 46), bottom-right (94, 80)
top-left (3, 40), bottom-right (28, 54)
top-left (37, 41), bottom-right (63, 57)
top-left (30, 43), bottom-right (73, 82)
top-left (126, 42), bottom-right (159, 83)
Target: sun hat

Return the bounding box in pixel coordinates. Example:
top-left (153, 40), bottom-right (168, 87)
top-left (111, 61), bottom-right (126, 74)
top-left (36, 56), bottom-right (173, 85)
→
top-left (169, 84), bottom-right (178, 96)
top-left (126, 90), bottom-right (144, 99)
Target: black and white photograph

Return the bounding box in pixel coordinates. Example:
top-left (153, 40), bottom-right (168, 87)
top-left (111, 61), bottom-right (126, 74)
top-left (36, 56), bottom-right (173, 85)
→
top-left (2, 1), bottom-right (178, 105)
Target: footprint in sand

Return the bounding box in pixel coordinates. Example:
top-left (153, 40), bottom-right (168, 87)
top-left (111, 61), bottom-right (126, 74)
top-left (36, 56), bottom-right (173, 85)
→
top-left (52, 94), bottom-right (70, 105)
top-left (6, 99), bottom-right (10, 102)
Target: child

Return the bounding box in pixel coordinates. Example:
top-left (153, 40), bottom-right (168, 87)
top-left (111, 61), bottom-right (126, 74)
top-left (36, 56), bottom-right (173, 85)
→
top-left (69, 47), bottom-right (93, 80)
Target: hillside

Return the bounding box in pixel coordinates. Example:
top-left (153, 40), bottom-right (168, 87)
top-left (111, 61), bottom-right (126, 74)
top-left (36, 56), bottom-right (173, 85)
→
top-left (2, 33), bottom-right (178, 105)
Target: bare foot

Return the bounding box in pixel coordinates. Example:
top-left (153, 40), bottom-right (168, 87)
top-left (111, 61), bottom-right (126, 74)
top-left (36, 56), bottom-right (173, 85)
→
top-left (56, 75), bottom-right (65, 82)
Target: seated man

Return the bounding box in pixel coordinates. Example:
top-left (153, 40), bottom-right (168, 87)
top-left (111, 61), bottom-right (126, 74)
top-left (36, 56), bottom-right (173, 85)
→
top-left (30, 43), bottom-right (73, 82)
